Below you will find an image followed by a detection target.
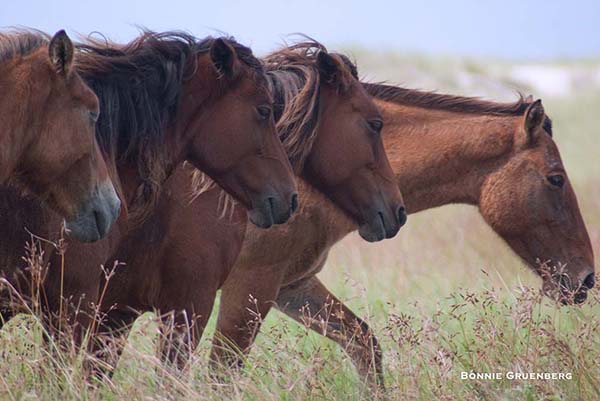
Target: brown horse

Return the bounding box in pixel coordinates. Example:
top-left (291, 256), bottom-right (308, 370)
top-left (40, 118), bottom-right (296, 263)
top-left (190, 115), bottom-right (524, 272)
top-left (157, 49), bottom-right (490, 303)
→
top-left (0, 32), bottom-right (296, 347)
top-left (76, 32), bottom-right (297, 228)
top-left (206, 83), bottom-right (595, 390)
top-left (88, 42), bottom-right (405, 376)
top-left (0, 29), bottom-right (120, 241)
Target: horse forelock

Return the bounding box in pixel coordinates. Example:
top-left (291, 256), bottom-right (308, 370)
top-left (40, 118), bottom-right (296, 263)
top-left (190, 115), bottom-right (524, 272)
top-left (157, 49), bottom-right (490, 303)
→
top-left (195, 36), bottom-right (269, 98)
top-left (0, 29), bottom-right (50, 65)
top-left (264, 40), bottom-right (362, 174)
top-left (267, 66), bottom-right (320, 173)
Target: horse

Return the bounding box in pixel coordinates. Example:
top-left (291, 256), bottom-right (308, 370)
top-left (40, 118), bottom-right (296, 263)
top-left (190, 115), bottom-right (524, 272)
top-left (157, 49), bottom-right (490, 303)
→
top-left (86, 41), bottom-right (406, 376)
top-left (0, 29), bottom-right (120, 241)
top-left (0, 31), bottom-right (297, 351)
top-left (204, 83), bottom-right (595, 391)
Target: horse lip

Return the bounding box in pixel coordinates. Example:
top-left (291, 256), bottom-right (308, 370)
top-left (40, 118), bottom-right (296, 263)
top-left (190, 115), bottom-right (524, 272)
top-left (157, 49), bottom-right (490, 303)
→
top-left (558, 290), bottom-right (588, 305)
top-left (248, 211), bottom-right (274, 229)
top-left (64, 215), bottom-right (102, 242)
top-left (573, 290), bottom-right (588, 304)
top-left (248, 198), bottom-right (275, 229)
top-left (358, 212), bottom-right (386, 242)
top-left (548, 281), bottom-right (589, 305)
top-left (63, 181), bottom-right (120, 242)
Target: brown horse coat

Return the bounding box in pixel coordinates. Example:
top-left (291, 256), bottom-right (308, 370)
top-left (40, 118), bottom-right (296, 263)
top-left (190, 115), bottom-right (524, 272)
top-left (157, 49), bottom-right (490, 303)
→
top-left (97, 81), bottom-right (593, 390)
top-left (0, 32), bottom-right (296, 349)
top-left (0, 30), bottom-right (120, 241)
top-left (90, 42), bottom-right (404, 374)
top-left (210, 85), bottom-right (594, 390)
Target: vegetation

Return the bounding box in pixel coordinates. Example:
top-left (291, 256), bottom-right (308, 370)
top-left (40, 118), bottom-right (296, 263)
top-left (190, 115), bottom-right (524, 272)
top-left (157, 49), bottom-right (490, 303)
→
top-left (1, 53), bottom-right (599, 401)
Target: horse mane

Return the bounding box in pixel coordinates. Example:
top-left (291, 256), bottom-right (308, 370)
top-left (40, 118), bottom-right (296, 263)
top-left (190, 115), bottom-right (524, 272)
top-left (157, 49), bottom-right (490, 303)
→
top-left (74, 30), bottom-right (265, 222)
top-left (364, 82), bottom-right (533, 115)
top-left (264, 40), bottom-right (358, 172)
top-left (0, 29), bottom-right (49, 64)
top-left (365, 82), bottom-right (553, 135)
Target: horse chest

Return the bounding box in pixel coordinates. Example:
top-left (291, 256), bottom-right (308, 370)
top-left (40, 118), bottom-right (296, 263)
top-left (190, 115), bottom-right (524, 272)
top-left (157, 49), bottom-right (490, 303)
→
top-left (0, 190), bottom-right (49, 276)
top-left (237, 188), bottom-right (354, 286)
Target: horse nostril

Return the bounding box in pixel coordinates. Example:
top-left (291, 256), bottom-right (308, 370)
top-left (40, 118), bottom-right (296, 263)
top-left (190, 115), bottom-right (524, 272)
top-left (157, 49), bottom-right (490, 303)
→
top-left (583, 273), bottom-right (595, 290)
top-left (268, 196), bottom-right (275, 213)
top-left (290, 193), bottom-right (299, 213)
top-left (397, 206), bottom-right (407, 227)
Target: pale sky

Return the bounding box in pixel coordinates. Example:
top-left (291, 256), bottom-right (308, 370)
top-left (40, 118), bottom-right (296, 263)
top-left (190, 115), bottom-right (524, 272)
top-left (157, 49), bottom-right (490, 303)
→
top-left (1, 0), bottom-right (599, 60)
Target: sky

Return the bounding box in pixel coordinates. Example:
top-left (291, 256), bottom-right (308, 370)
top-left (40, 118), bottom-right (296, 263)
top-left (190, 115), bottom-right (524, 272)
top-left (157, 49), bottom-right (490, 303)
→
top-left (1, 0), bottom-right (599, 60)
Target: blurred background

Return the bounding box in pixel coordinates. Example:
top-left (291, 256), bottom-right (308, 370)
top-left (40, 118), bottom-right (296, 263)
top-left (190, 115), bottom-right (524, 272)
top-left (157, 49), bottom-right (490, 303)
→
top-left (2, 0), bottom-right (600, 59)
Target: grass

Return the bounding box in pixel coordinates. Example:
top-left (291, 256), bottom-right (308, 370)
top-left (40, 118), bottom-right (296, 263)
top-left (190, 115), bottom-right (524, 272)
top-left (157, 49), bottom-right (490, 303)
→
top-left (1, 54), bottom-right (599, 401)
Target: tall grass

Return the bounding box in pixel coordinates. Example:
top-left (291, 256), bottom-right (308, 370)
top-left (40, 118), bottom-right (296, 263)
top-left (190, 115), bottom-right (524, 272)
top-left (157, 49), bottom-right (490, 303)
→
top-left (0, 55), bottom-right (599, 401)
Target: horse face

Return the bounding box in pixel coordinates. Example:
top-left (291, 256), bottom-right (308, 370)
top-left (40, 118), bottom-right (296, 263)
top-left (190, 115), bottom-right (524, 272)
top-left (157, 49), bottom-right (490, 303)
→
top-left (479, 101), bottom-right (594, 304)
top-left (20, 31), bottom-right (120, 242)
top-left (303, 53), bottom-right (406, 242)
top-left (185, 39), bottom-right (297, 229)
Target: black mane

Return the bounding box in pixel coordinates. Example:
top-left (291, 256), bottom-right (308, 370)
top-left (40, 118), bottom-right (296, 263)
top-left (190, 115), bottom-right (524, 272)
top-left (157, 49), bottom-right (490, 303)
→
top-left (365, 82), bottom-right (553, 135)
top-left (75, 30), bottom-right (265, 218)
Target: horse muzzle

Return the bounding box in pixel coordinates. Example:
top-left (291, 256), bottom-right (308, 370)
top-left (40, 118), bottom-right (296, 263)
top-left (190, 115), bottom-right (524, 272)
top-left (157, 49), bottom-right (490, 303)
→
top-left (544, 270), bottom-right (595, 305)
top-left (358, 204), bottom-right (407, 242)
top-left (64, 181), bottom-right (121, 242)
top-left (248, 191), bottom-right (299, 229)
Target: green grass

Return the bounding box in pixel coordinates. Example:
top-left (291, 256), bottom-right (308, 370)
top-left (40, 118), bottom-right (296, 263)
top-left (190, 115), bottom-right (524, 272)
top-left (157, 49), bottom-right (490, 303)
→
top-left (1, 55), bottom-right (599, 400)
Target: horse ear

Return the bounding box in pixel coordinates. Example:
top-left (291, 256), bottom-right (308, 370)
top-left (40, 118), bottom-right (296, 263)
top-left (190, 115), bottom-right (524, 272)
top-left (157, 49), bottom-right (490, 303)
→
top-left (210, 38), bottom-right (240, 78)
top-left (317, 51), bottom-right (341, 84)
top-left (49, 30), bottom-right (74, 77)
top-left (524, 94), bottom-right (534, 102)
top-left (523, 99), bottom-right (545, 144)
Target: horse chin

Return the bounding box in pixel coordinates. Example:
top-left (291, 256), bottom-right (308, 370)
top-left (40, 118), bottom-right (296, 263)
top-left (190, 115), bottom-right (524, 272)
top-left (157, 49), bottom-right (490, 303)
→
top-left (64, 216), bottom-right (102, 242)
top-left (572, 291), bottom-right (588, 304)
top-left (247, 192), bottom-right (298, 229)
top-left (64, 182), bottom-right (121, 242)
top-left (248, 208), bottom-right (274, 229)
top-left (557, 290), bottom-right (588, 305)
top-left (542, 281), bottom-right (589, 305)
top-left (358, 222), bottom-right (385, 243)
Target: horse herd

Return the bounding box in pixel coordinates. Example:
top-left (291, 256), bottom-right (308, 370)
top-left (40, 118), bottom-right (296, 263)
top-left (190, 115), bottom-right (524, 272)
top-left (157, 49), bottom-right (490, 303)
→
top-left (0, 29), bottom-right (595, 389)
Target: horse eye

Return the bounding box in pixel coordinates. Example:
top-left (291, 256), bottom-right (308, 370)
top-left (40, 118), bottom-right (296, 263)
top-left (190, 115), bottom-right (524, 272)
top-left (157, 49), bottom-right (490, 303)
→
top-left (368, 119), bottom-right (383, 133)
top-left (547, 175), bottom-right (565, 188)
top-left (89, 110), bottom-right (99, 123)
top-left (257, 105), bottom-right (272, 120)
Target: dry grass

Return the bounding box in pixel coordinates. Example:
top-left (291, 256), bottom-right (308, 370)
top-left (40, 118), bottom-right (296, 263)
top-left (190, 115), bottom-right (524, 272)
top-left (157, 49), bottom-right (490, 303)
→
top-left (1, 54), bottom-right (599, 401)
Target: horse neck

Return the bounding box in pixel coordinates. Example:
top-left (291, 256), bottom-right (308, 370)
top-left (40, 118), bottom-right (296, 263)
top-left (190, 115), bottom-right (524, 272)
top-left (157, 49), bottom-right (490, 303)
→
top-left (112, 58), bottom-right (217, 212)
top-left (376, 98), bottom-right (519, 214)
top-left (121, 76), bottom-right (226, 223)
top-left (0, 62), bottom-right (34, 182)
